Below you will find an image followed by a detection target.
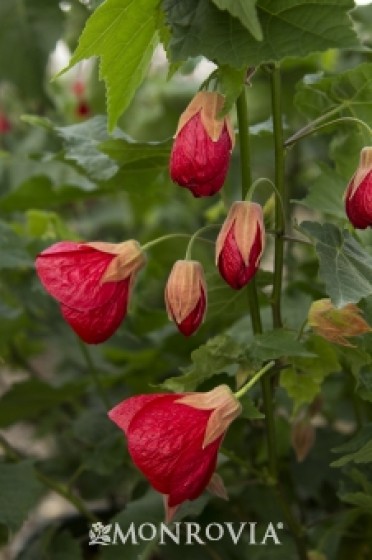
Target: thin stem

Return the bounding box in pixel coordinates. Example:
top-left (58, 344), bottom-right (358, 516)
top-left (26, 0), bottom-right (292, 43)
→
top-left (247, 177), bottom-right (286, 227)
top-left (185, 224), bottom-right (220, 260)
top-left (0, 434), bottom-right (97, 523)
top-left (270, 63), bottom-right (285, 329)
top-left (236, 89), bottom-right (253, 200)
top-left (141, 233), bottom-right (191, 252)
top-left (285, 115), bottom-right (372, 148)
top-left (78, 339), bottom-right (111, 409)
top-left (235, 361), bottom-right (275, 399)
top-left (284, 105), bottom-right (342, 147)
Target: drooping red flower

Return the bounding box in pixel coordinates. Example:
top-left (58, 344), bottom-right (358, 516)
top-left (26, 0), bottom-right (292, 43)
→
top-left (345, 147), bottom-right (372, 229)
top-left (170, 91), bottom-right (234, 197)
top-left (165, 260), bottom-right (207, 336)
top-left (0, 112), bottom-right (11, 134)
top-left (75, 100), bottom-right (91, 118)
top-left (216, 201), bottom-right (265, 289)
top-left (108, 385), bottom-right (241, 520)
top-left (35, 240), bottom-right (146, 344)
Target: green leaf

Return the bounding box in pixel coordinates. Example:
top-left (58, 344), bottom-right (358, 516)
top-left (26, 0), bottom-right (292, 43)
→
top-left (0, 0), bottom-right (63, 99)
top-left (294, 164), bottom-right (346, 219)
top-left (0, 461), bottom-right (44, 533)
top-left (55, 116), bottom-right (120, 181)
top-left (160, 335), bottom-right (242, 392)
top-left (0, 221), bottom-right (33, 269)
top-left (249, 329), bottom-right (315, 361)
top-left (340, 492), bottom-right (372, 513)
top-left (47, 531), bottom-right (83, 560)
top-left (99, 137), bottom-right (171, 170)
top-left (280, 367), bottom-right (322, 413)
top-left (300, 221), bottom-right (372, 307)
top-left (0, 379), bottom-right (88, 428)
top-left (210, 0), bottom-right (262, 41)
top-left (164, 0), bottom-right (359, 68)
top-left (295, 62), bottom-right (372, 124)
top-left (215, 66), bottom-right (245, 117)
top-left (61, 0), bottom-right (159, 130)
top-left (332, 424), bottom-right (372, 467)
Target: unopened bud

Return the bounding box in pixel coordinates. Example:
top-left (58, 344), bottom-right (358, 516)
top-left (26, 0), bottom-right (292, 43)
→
top-left (344, 147), bottom-right (372, 229)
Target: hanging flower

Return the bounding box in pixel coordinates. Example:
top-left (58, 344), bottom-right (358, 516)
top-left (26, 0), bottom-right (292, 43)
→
top-left (216, 201), bottom-right (265, 289)
top-left (35, 240), bottom-right (146, 344)
top-left (170, 91), bottom-right (235, 197)
top-left (165, 260), bottom-right (207, 336)
top-left (108, 385), bottom-right (241, 521)
top-left (345, 147), bottom-right (372, 229)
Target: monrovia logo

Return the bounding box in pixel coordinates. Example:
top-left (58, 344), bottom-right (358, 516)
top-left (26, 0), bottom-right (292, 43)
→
top-left (88, 521), bottom-right (284, 546)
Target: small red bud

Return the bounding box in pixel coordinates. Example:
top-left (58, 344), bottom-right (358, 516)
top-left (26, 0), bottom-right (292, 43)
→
top-left (165, 260), bottom-right (207, 336)
top-left (216, 202), bottom-right (265, 289)
top-left (345, 147), bottom-right (372, 229)
top-left (170, 92), bottom-right (234, 197)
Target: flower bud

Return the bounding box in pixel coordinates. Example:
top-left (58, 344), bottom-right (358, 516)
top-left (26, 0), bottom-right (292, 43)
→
top-left (216, 201), bottom-right (265, 289)
top-left (165, 260), bottom-right (207, 336)
top-left (0, 112), bottom-right (11, 134)
top-left (344, 147), bottom-right (372, 229)
top-left (308, 298), bottom-right (371, 347)
top-left (170, 91), bottom-right (234, 197)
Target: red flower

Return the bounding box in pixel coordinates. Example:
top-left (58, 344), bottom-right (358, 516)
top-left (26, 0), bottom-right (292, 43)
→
top-left (0, 112), bottom-right (11, 134)
top-left (170, 92), bottom-right (234, 197)
top-left (216, 202), bottom-right (265, 290)
top-left (35, 240), bottom-right (146, 344)
top-left (108, 385), bottom-right (241, 520)
top-left (345, 147), bottom-right (372, 229)
top-left (165, 260), bottom-right (207, 336)
top-left (75, 100), bottom-right (91, 118)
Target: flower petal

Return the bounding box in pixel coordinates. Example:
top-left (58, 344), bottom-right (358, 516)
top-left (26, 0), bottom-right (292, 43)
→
top-left (36, 242), bottom-right (117, 310)
top-left (127, 396), bottom-right (212, 495)
top-left (60, 279), bottom-right (130, 344)
top-left (167, 435), bottom-right (222, 506)
top-left (108, 394), bottom-right (168, 434)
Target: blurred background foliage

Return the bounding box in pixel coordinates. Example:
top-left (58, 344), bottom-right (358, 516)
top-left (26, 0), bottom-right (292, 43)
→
top-left (1, 1), bottom-right (372, 559)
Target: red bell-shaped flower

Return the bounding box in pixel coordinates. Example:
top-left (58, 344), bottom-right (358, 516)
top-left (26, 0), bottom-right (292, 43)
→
top-left (216, 201), bottom-right (265, 289)
top-left (35, 240), bottom-right (146, 344)
top-left (170, 91), bottom-right (234, 197)
top-left (165, 260), bottom-right (207, 336)
top-left (345, 147), bottom-right (372, 229)
top-left (108, 385), bottom-right (241, 520)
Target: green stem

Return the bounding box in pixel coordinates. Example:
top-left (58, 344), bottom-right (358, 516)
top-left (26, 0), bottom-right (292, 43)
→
top-left (0, 434), bottom-right (97, 523)
top-left (270, 63), bottom-right (285, 329)
top-left (140, 233), bottom-right (191, 252)
top-left (284, 105), bottom-right (342, 148)
top-left (78, 339), bottom-right (111, 410)
top-left (247, 176), bottom-right (286, 226)
top-left (185, 224), bottom-right (220, 260)
top-left (235, 361), bottom-right (275, 399)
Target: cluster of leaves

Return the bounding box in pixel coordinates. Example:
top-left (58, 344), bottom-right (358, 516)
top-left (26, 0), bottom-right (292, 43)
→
top-left (1, 1), bottom-right (372, 559)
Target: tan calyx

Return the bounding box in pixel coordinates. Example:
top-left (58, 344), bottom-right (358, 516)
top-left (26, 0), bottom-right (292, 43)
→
top-left (176, 384), bottom-right (242, 448)
top-left (165, 260), bottom-right (206, 325)
top-left (215, 201), bottom-right (265, 267)
top-left (347, 146), bottom-right (372, 200)
top-left (308, 298), bottom-right (372, 347)
top-left (206, 473), bottom-right (229, 501)
top-left (174, 91), bottom-right (235, 147)
top-left (86, 239), bottom-right (146, 283)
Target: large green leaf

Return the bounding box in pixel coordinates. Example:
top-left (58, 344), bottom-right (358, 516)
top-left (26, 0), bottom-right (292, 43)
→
top-left (0, 221), bottom-right (33, 269)
top-left (295, 62), bottom-right (372, 123)
top-left (0, 0), bottom-right (63, 99)
top-left (294, 164), bottom-right (346, 219)
top-left (332, 424), bottom-right (372, 467)
top-left (60, 0), bottom-right (159, 130)
top-left (0, 461), bottom-right (44, 533)
top-left (249, 329), bottom-right (315, 360)
top-left (163, 0), bottom-right (359, 68)
top-left (300, 222), bottom-right (372, 307)
top-left (210, 0), bottom-right (262, 41)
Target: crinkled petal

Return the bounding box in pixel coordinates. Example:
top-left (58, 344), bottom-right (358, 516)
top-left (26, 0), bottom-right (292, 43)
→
top-left (170, 114), bottom-right (231, 197)
top-left (177, 286), bottom-right (206, 337)
top-left (60, 279), bottom-right (130, 344)
top-left (168, 435), bottom-right (222, 507)
top-left (127, 396), bottom-right (212, 495)
top-left (218, 225), bottom-right (262, 289)
top-left (36, 242), bottom-right (117, 310)
top-left (108, 394), bottom-right (168, 434)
